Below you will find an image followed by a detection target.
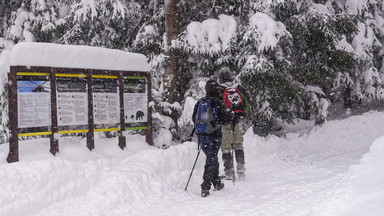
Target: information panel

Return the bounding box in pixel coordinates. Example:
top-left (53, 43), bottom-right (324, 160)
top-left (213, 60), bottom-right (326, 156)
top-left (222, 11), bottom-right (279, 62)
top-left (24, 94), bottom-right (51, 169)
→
top-left (123, 77), bottom-right (148, 129)
top-left (17, 73), bottom-right (51, 134)
top-left (56, 74), bottom-right (88, 132)
top-left (8, 65), bottom-right (153, 163)
top-left (92, 76), bottom-right (120, 131)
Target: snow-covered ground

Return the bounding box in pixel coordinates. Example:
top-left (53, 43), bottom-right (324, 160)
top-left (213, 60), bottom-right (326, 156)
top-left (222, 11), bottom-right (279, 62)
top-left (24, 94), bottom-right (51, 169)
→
top-left (1, 111), bottom-right (384, 216)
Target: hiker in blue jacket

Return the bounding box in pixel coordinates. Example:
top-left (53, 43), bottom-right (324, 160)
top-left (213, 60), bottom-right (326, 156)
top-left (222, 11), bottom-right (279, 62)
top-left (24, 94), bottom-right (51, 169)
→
top-left (192, 79), bottom-right (230, 197)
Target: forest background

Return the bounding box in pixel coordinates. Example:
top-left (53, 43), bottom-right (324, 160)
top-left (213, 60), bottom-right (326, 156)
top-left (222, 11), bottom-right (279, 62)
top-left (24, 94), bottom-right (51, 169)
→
top-left (0, 0), bottom-right (383, 147)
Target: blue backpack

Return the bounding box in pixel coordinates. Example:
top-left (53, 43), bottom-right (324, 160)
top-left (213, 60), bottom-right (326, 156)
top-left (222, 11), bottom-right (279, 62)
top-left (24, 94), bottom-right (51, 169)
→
top-left (195, 99), bottom-right (219, 134)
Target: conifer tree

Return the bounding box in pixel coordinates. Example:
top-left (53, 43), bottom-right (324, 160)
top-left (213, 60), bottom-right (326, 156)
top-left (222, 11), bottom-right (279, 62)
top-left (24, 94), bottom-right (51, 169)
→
top-left (59, 0), bottom-right (145, 49)
top-left (237, 0), bottom-right (366, 132)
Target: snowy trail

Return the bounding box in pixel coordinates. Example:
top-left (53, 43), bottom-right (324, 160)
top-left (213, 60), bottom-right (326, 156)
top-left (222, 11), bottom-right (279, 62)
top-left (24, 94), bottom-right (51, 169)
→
top-left (130, 149), bottom-right (362, 216)
top-left (1, 111), bottom-right (384, 216)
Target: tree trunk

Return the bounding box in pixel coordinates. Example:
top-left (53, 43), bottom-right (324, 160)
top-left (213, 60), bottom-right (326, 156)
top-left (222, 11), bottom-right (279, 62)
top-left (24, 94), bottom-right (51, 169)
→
top-left (0, 0), bottom-right (5, 35)
top-left (164, 0), bottom-right (180, 127)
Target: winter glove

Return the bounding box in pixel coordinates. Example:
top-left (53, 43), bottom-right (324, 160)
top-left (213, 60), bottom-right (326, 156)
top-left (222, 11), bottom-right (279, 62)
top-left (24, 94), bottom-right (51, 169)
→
top-left (211, 120), bottom-right (217, 128)
top-left (222, 110), bottom-right (234, 125)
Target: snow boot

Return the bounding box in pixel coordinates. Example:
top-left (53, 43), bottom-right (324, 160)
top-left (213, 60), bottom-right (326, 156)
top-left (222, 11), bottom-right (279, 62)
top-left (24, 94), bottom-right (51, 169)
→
top-left (237, 172), bottom-right (245, 181)
top-left (222, 153), bottom-right (234, 179)
top-left (220, 169), bottom-right (233, 180)
top-left (237, 170), bottom-right (246, 181)
top-left (235, 149), bottom-right (245, 165)
top-left (235, 150), bottom-right (246, 180)
top-left (202, 164), bottom-right (221, 189)
top-left (236, 164), bottom-right (246, 181)
top-left (214, 182), bottom-right (224, 191)
top-left (201, 190), bottom-right (210, 197)
top-left (220, 168), bottom-right (234, 180)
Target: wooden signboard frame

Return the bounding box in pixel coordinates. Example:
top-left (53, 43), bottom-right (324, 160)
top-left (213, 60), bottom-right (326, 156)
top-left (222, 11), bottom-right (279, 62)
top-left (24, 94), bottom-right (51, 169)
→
top-left (7, 66), bottom-right (152, 163)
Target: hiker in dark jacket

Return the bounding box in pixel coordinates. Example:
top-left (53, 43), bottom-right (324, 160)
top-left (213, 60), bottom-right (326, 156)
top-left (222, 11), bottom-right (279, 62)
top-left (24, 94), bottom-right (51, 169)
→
top-left (217, 67), bottom-right (249, 180)
top-left (192, 79), bottom-right (229, 197)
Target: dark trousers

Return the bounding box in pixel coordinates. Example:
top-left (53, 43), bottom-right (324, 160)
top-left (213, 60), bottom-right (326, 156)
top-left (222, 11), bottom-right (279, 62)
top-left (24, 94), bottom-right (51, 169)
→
top-left (198, 135), bottom-right (222, 190)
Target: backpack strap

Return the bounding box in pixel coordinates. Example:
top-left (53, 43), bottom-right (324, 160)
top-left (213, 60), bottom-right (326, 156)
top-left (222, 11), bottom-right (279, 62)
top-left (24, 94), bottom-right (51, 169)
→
top-left (212, 99), bottom-right (218, 119)
top-left (196, 101), bottom-right (203, 121)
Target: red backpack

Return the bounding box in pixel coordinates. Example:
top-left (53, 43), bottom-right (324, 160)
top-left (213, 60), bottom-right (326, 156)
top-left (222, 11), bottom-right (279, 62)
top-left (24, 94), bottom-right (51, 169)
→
top-left (223, 87), bottom-right (245, 116)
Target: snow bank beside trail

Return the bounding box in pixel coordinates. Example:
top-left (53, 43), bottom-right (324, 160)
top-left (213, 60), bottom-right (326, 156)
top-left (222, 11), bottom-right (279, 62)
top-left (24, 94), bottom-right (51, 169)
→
top-left (0, 159), bottom-right (93, 216)
top-left (0, 141), bottom-right (203, 216)
top-left (243, 110), bottom-right (384, 167)
top-left (320, 136), bottom-right (384, 216)
top-left (291, 110), bottom-right (384, 154)
top-left (33, 143), bottom-right (202, 216)
top-left (341, 136), bottom-right (384, 215)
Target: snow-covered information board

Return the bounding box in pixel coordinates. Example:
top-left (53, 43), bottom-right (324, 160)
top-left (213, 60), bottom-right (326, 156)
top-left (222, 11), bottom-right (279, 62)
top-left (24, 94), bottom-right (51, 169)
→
top-left (92, 76), bottom-right (119, 130)
top-left (123, 77), bottom-right (148, 128)
top-left (56, 74), bottom-right (88, 131)
top-left (17, 73), bottom-right (51, 129)
top-left (7, 43), bottom-right (153, 162)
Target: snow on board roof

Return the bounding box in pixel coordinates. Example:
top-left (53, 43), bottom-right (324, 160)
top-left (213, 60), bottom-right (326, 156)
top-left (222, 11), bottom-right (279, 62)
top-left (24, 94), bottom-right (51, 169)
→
top-left (10, 42), bottom-right (150, 72)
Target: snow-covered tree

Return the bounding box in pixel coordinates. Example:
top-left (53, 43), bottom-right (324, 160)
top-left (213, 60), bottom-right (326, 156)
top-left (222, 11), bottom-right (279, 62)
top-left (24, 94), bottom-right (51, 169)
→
top-left (60, 0), bottom-right (145, 49)
top-left (237, 11), bottom-right (295, 131)
top-left (0, 38), bottom-right (14, 144)
top-left (237, 0), bottom-right (364, 132)
top-left (344, 0), bottom-right (384, 101)
top-left (3, 0), bottom-right (68, 43)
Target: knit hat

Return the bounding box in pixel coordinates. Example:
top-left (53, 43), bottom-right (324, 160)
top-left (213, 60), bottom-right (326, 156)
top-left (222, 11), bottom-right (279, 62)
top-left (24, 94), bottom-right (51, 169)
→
top-left (218, 67), bottom-right (232, 82)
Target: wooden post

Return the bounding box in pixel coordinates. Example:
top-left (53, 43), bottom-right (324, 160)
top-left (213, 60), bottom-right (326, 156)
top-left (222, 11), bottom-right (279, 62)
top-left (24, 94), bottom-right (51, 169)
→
top-left (50, 68), bottom-right (59, 155)
top-left (87, 69), bottom-right (94, 151)
top-left (7, 67), bottom-right (18, 163)
top-left (118, 72), bottom-right (126, 149)
top-left (145, 72), bottom-right (153, 145)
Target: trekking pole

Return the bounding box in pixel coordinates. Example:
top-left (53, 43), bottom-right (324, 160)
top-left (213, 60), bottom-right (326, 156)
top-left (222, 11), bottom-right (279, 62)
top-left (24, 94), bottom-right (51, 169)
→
top-left (185, 141), bottom-right (201, 191)
top-left (231, 117), bottom-right (236, 185)
top-left (186, 127), bottom-right (196, 142)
